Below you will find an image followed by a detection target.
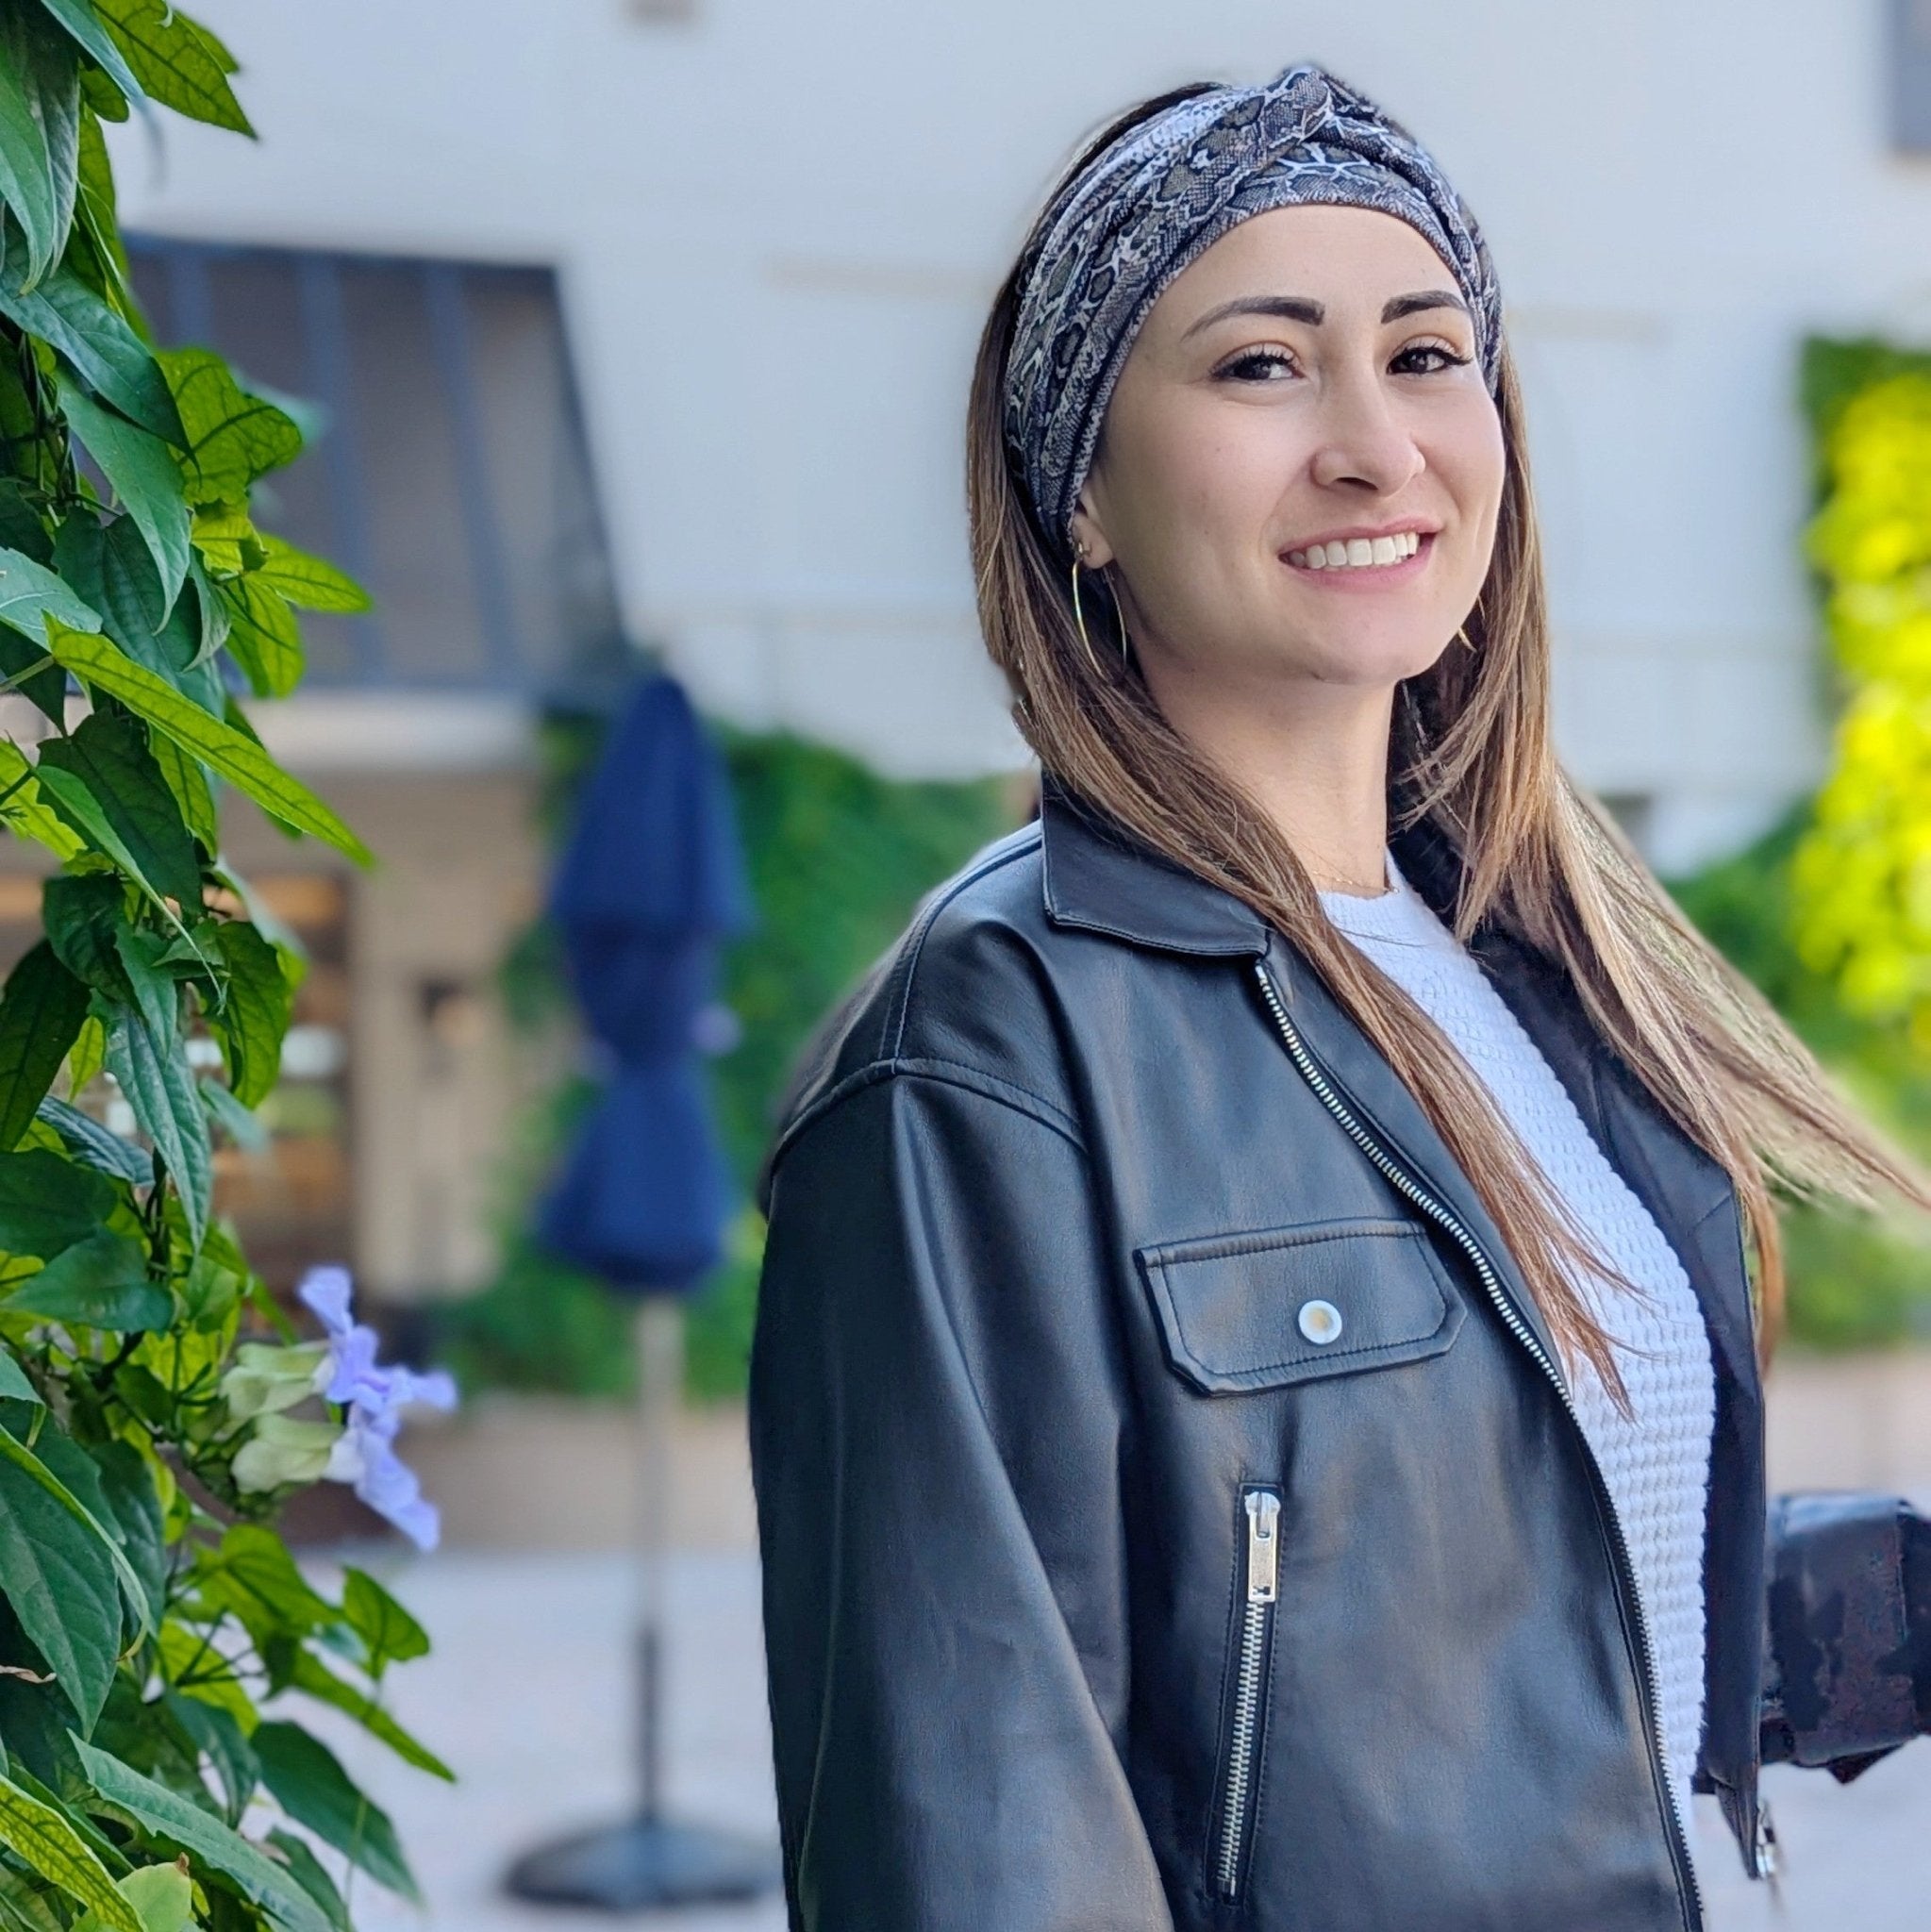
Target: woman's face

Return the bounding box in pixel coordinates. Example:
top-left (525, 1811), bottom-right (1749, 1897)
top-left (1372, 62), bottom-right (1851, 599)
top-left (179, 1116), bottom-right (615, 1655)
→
top-left (1071, 202), bottom-right (1505, 701)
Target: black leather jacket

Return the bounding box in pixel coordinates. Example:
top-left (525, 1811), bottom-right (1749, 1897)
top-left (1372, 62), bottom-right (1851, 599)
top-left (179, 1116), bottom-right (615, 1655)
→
top-left (749, 771), bottom-right (1927, 1931)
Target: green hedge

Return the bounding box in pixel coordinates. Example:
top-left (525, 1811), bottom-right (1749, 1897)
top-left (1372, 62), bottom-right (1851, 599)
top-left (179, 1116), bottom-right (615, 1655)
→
top-left (1665, 806), bottom-right (1931, 1350)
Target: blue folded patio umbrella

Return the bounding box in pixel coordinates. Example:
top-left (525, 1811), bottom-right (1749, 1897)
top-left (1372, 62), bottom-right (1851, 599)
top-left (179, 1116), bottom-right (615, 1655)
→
top-left (535, 669), bottom-right (757, 1293)
top-left (508, 666), bottom-right (779, 1912)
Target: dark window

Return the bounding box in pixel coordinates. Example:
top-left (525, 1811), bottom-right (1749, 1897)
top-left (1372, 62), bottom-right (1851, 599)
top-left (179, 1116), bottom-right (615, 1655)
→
top-left (125, 239), bottom-right (624, 693)
top-left (1893, 0), bottom-right (1931, 154)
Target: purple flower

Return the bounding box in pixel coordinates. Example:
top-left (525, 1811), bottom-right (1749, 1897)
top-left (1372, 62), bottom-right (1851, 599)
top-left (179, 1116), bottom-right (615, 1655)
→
top-left (297, 1265), bottom-right (457, 1550)
top-left (325, 1408), bottom-right (442, 1552)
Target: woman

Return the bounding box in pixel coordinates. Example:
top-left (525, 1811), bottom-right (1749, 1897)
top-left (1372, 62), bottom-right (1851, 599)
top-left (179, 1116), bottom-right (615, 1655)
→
top-left (747, 60), bottom-right (1931, 1930)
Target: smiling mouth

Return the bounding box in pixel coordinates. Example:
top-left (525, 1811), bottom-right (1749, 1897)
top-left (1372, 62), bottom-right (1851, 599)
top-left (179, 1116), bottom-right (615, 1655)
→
top-left (1284, 531), bottom-right (1428, 572)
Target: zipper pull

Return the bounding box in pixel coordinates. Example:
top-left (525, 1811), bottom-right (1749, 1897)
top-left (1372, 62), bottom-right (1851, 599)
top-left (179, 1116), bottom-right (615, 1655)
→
top-left (1244, 1490), bottom-right (1281, 1604)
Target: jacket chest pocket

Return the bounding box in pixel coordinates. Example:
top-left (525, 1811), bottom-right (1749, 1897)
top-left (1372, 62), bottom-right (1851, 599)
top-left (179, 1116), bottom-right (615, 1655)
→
top-left (1133, 1217), bottom-right (1469, 1905)
top-left (1132, 1214), bottom-right (1466, 1396)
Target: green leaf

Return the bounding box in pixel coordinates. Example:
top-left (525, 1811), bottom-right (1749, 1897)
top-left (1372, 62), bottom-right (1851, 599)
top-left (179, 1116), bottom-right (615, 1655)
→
top-left (0, 1769), bottom-right (140, 1931)
top-left (33, 1), bottom-right (146, 111)
top-left (0, 1146), bottom-right (112, 1256)
top-left (0, 1424), bottom-right (150, 1642)
top-left (273, 1644), bottom-right (454, 1781)
top-left (36, 708), bottom-right (202, 909)
top-left (252, 538), bottom-right (368, 615)
top-left (0, 543), bottom-right (104, 639)
top-left (160, 1690), bottom-right (255, 1826)
top-left (58, 385), bottom-right (191, 615)
top-left (0, 1435), bottom-right (121, 1730)
top-left (186, 501), bottom-right (255, 576)
top-left (111, 921), bottom-right (186, 1049)
top-left (341, 1568), bottom-right (429, 1674)
top-left (252, 1721), bottom-right (418, 1901)
top-left (73, 1741), bottom-right (332, 1932)
top-left (5, 1230), bottom-right (166, 1330)
top-left (92, 0), bottom-right (251, 136)
top-left (196, 1075), bottom-right (261, 1151)
top-left (0, 482), bottom-right (49, 561)
top-left (104, 1008), bottom-right (208, 1251)
top-left (68, 108), bottom-right (136, 325)
top-left (76, 62), bottom-right (125, 124)
top-left (263, 1830), bottom-right (347, 1932)
top-left (0, 625), bottom-right (67, 725)
top-left (42, 873), bottom-right (126, 993)
top-left (156, 348), bottom-right (298, 505)
top-left (148, 733), bottom-right (214, 852)
top-left (87, 1441), bottom-right (163, 1629)
top-left (0, 942), bottom-right (90, 1149)
top-left (218, 575), bottom-right (301, 698)
top-left (35, 1094), bottom-right (144, 1186)
top-left (207, 921), bottom-right (287, 1107)
top-left (0, 744), bottom-right (81, 858)
top-left (197, 1525), bottom-right (333, 1645)
top-left (0, 6), bottom-right (81, 291)
top-left (0, 1862), bottom-right (75, 1930)
top-left (0, 264), bottom-right (180, 444)
top-left (84, 1863), bottom-right (195, 1932)
top-left (47, 625), bottom-right (372, 865)
top-left (64, 1009), bottom-right (105, 1091)
top-left (0, 1350), bottom-right (40, 1405)
top-left (52, 519), bottom-right (222, 716)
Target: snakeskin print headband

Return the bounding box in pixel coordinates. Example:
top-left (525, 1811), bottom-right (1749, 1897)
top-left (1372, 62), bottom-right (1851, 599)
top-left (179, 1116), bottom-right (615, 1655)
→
top-left (1004, 60), bottom-right (1505, 564)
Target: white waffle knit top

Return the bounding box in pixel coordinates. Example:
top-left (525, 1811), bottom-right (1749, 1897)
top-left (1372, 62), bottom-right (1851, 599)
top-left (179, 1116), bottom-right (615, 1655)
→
top-left (1316, 847), bottom-right (1716, 1863)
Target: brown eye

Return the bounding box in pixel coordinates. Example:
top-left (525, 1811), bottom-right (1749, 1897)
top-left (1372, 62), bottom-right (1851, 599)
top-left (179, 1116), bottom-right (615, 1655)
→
top-left (1217, 346), bottom-right (1298, 382)
top-left (1393, 341), bottom-right (1472, 375)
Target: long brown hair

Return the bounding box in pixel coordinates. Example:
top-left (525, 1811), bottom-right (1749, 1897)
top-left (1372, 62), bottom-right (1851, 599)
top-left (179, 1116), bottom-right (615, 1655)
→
top-left (967, 82), bottom-right (1931, 1407)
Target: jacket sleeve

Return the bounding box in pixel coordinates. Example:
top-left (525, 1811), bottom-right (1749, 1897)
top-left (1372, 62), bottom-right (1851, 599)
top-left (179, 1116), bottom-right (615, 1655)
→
top-left (1758, 1490), bottom-right (1931, 1781)
top-left (748, 1068), bottom-right (1176, 1932)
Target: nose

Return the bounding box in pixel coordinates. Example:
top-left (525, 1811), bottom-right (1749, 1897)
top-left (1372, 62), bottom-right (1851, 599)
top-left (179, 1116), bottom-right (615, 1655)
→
top-left (1307, 366), bottom-right (1424, 497)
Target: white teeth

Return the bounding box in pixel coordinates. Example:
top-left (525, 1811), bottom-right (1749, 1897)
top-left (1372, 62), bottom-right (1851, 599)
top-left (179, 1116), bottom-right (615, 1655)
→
top-left (1286, 531), bottom-right (1424, 570)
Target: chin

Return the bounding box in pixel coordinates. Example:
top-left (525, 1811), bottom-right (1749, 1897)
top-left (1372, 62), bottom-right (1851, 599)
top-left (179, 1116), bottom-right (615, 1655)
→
top-left (1294, 632), bottom-right (1450, 689)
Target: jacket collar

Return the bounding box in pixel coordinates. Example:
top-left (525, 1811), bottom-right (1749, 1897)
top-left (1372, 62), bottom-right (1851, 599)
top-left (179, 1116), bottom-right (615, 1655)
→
top-left (1039, 770), bottom-right (1276, 957)
top-left (1038, 765), bottom-right (1480, 953)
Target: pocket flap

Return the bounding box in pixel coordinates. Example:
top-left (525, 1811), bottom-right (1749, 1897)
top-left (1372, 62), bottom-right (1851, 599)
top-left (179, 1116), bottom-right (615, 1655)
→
top-left (1133, 1215), bottom-right (1465, 1395)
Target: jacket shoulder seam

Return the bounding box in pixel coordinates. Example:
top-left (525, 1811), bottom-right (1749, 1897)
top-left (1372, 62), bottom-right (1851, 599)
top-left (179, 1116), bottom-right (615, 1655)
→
top-left (878, 824), bottom-right (1045, 1062)
top-left (767, 1054), bottom-right (1083, 1178)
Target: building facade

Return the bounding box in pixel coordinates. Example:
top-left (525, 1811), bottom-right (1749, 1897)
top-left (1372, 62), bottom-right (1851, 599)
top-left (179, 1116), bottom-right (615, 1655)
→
top-left (89, 0), bottom-right (1931, 1301)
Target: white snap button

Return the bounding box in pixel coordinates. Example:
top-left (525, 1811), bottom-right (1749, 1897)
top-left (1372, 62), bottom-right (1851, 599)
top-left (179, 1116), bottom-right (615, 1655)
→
top-left (1297, 1298), bottom-right (1343, 1345)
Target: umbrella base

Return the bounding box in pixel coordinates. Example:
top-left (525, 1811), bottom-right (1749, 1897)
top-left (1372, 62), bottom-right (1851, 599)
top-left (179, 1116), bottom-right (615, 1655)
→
top-left (502, 1811), bottom-right (781, 1910)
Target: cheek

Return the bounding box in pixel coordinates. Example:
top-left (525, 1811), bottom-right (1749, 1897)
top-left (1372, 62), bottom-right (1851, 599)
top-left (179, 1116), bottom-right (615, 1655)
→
top-left (1109, 395), bottom-right (1290, 558)
top-left (1142, 413), bottom-right (1282, 552)
top-left (1428, 398), bottom-right (1507, 536)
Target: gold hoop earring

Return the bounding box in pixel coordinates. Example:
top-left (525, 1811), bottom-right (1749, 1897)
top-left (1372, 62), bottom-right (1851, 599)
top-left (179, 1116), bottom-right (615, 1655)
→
top-left (1454, 623), bottom-right (1477, 653)
top-left (1070, 545), bottom-right (1107, 680)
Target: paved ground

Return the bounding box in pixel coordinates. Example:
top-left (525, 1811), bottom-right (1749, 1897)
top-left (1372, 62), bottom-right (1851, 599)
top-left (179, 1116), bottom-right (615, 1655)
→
top-left (292, 1546), bottom-right (1930, 1929)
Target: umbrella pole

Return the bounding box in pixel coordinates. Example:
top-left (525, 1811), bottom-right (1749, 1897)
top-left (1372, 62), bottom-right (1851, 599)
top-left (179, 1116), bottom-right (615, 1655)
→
top-left (633, 1293), bottom-right (677, 1819)
top-left (500, 1291), bottom-right (780, 1909)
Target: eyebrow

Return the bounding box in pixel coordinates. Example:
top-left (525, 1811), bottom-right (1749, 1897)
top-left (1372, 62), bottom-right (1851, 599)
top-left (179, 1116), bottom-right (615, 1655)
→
top-left (1178, 289), bottom-right (1469, 341)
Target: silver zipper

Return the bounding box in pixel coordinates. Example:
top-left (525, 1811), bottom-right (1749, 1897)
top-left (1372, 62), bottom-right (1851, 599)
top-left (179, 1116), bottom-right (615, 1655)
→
top-left (1251, 959), bottom-right (1704, 1930)
top-left (1215, 1485), bottom-right (1281, 1898)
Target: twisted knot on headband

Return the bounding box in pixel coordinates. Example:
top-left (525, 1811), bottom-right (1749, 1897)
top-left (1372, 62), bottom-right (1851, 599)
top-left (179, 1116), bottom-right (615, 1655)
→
top-left (1003, 61), bottom-right (1505, 565)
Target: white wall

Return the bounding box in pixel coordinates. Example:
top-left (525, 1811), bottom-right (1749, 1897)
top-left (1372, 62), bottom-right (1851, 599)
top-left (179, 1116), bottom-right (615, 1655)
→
top-left (108, 0), bottom-right (1931, 870)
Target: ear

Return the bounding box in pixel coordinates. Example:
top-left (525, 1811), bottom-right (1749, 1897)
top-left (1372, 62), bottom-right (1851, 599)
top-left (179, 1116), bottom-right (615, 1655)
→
top-left (1068, 487), bottom-right (1117, 571)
